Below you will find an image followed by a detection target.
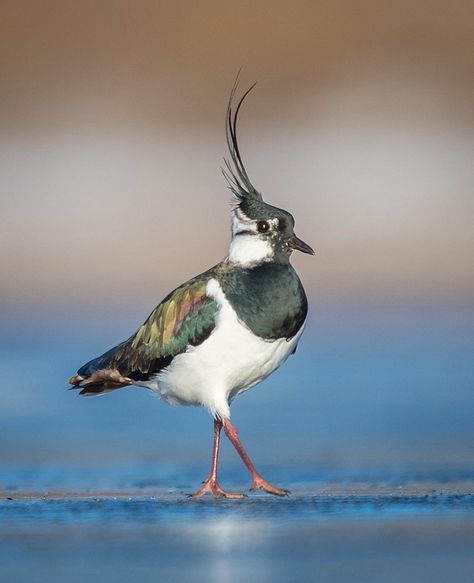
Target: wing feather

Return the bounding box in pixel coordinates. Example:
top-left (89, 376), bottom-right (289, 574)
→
top-left (71, 274), bottom-right (219, 393)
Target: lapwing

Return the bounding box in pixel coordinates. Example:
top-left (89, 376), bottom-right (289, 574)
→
top-left (69, 79), bottom-right (314, 498)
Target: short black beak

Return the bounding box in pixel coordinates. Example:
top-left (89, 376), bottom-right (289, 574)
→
top-left (289, 234), bottom-right (315, 255)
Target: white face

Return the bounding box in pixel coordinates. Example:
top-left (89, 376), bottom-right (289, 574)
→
top-left (228, 208), bottom-right (278, 265)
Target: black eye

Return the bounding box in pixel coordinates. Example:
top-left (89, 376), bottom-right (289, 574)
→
top-left (256, 220), bottom-right (270, 233)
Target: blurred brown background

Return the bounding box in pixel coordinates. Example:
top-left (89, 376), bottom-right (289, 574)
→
top-left (1, 2), bottom-right (474, 504)
top-left (1, 0), bottom-right (473, 310)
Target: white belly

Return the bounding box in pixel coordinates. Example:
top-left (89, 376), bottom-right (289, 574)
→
top-left (135, 278), bottom-right (305, 419)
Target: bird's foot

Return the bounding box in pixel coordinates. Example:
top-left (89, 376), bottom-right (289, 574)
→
top-left (189, 478), bottom-right (245, 499)
top-left (250, 475), bottom-right (290, 497)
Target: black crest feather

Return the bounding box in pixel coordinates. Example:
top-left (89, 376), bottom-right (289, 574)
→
top-left (222, 75), bottom-right (263, 202)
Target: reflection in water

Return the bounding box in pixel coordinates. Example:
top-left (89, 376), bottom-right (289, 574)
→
top-left (205, 519), bottom-right (264, 583)
top-left (1, 501), bottom-right (473, 583)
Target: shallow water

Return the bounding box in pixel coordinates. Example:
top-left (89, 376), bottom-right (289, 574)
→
top-left (1, 480), bottom-right (474, 583)
top-left (3, 488), bottom-right (474, 525)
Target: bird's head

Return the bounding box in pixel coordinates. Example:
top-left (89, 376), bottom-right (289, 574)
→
top-left (223, 80), bottom-right (314, 266)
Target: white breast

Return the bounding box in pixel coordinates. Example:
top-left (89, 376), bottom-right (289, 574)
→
top-left (136, 278), bottom-right (304, 419)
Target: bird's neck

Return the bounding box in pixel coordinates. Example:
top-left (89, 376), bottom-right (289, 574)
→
top-left (227, 234), bottom-right (274, 266)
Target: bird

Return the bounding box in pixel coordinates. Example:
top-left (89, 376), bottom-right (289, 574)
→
top-left (69, 78), bottom-right (314, 498)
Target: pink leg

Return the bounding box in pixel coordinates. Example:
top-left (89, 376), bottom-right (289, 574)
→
top-left (222, 418), bottom-right (289, 496)
top-left (189, 419), bottom-right (244, 499)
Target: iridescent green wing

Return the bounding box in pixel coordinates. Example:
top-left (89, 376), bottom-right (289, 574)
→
top-left (80, 273), bottom-right (219, 379)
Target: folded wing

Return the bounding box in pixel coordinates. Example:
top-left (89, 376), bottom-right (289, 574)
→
top-left (69, 276), bottom-right (218, 395)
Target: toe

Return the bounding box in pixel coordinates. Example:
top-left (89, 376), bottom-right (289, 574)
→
top-left (250, 479), bottom-right (290, 497)
top-left (188, 480), bottom-right (245, 499)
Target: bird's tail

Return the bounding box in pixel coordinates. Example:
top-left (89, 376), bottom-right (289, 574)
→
top-left (68, 368), bottom-right (132, 396)
top-left (69, 342), bottom-right (134, 396)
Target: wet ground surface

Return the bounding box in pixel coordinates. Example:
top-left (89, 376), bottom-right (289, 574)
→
top-left (2, 478), bottom-right (474, 583)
